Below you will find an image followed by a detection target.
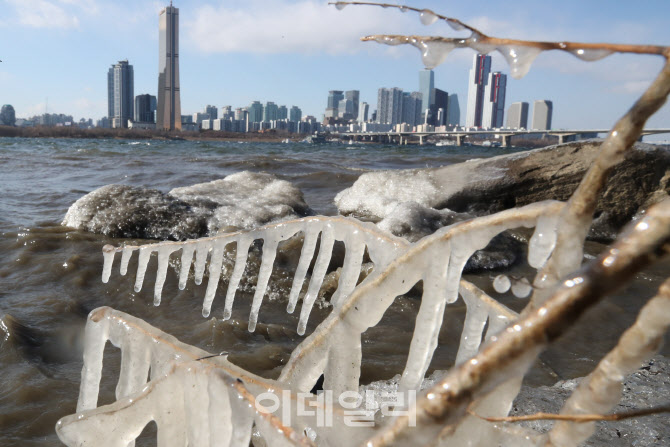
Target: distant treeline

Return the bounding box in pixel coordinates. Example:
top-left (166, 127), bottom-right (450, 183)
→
top-left (0, 126), bottom-right (304, 142)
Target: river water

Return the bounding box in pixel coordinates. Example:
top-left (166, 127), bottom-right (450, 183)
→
top-left (0, 137), bottom-right (667, 446)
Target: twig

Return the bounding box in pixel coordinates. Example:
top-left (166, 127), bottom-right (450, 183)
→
top-left (468, 404), bottom-right (670, 423)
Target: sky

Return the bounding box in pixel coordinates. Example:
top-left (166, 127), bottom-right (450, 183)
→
top-left (1, 0), bottom-right (669, 137)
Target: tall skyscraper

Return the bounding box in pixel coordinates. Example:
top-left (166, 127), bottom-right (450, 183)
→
top-left (419, 69), bottom-right (435, 122)
top-left (338, 99), bottom-right (354, 120)
top-left (358, 102), bottom-right (369, 122)
top-left (157, 4), bottom-right (181, 130)
top-left (135, 94), bottom-right (157, 123)
top-left (278, 105), bottom-right (288, 120)
top-left (506, 102), bottom-right (529, 129)
top-left (465, 54), bottom-right (491, 127)
top-left (344, 90), bottom-right (360, 121)
top-left (108, 60), bottom-right (134, 128)
top-left (401, 92), bottom-right (422, 126)
top-left (431, 88), bottom-right (449, 126)
top-left (326, 90), bottom-right (344, 118)
top-left (447, 94), bottom-right (460, 126)
top-left (376, 87), bottom-right (403, 125)
top-left (482, 72), bottom-right (507, 128)
top-left (531, 100), bottom-right (553, 130)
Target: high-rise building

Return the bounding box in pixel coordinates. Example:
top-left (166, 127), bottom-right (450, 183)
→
top-left (0, 104), bottom-right (16, 126)
top-left (263, 102), bottom-right (278, 122)
top-left (278, 105), bottom-right (288, 120)
top-left (248, 101), bottom-right (263, 123)
top-left (326, 90), bottom-right (344, 118)
top-left (358, 102), bottom-right (369, 122)
top-left (157, 4), bottom-right (181, 130)
top-left (108, 60), bottom-right (134, 128)
top-left (401, 92), bottom-right (422, 126)
top-left (419, 69), bottom-right (435, 122)
top-left (338, 99), bottom-right (355, 120)
top-left (289, 106), bottom-right (302, 122)
top-left (447, 94), bottom-right (460, 126)
top-left (221, 106), bottom-right (234, 120)
top-left (482, 72), bottom-right (507, 128)
top-left (205, 105), bottom-right (218, 120)
top-left (135, 94), bottom-right (157, 123)
top-left (431, 88), bottom-right (449, 126)
top-left (465, 54), bottom-right (491, 127)
top-left (506, 102), bottom-right (529, 129)
top-left (531, 100), bottom-right (553, 130)
top-left (344, 90), bottom-right (360, 121)
top-left (377, 87), bottom-right (403, 125)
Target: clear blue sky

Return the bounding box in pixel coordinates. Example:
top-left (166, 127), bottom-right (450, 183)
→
top-left (1, 0), bottom-right (669, 136)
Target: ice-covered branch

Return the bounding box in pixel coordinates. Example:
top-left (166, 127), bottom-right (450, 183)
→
top-left (364, 199), bottom-right (670, 446)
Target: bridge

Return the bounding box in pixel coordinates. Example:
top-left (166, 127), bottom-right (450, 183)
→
top-left (334, 128), bottom-right (670, 146)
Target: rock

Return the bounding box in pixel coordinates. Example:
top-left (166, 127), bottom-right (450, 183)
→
top-left (511, 356), bottom-right (670, 447)
top-left (336, 141), bottom-right (670, 241)
top-left (63, 171), bottom-right (312, 240)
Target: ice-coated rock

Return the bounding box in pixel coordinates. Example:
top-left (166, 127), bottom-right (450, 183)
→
top-left (63, 171), bottom-right (312, 239)
top-left (336, 141), bottom-right (670, 241)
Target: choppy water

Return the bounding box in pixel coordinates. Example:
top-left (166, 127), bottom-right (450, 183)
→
top-left (0, 137), bottom-right (667, 446)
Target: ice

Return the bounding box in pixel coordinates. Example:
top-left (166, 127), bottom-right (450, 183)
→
top-left (493, 274), bottom-right (511, 293)
top-left (334, 1), bottom-right (346, 11)
top-left (496, 45), bottom-right (542, 79)
top-left (202, 240), bottom-right (230, 317)
top-left (169, 171), bottom-right (310, 233)
top-left (287, 228), bottom-right (319, 314)
top-left (133, 247), bottom-right (151, 293)
top-left (101, 245), bottom-right (115, 283)
top-left (511, 277), bottom-right (532, 298)
top-left (120, 246), bottom-right (134, 276)
top-left (418, 40), bottom-right (456, 69)
top-left (528, 214), bottom-right (558, 268)
top-left (224, 236), bottom-right (252, 320)
top-left (154, 246), bottom-right (177, 306)
top-left (570, 48), bottom-right (613, 61)
top-left (334, 161), bottom-right (505, 221)
top-left (419, 9), bottom-right (438, 26)
top-left (297, 225), bottom-right (335, 335)
top-left (248, 237), bottom-right (279, 332)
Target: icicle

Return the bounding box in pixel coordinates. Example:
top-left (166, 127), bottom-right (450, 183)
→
top-left (133, 247), bottom-right (152, 293)
top-left (455, 293), bottom-right (489, 365)
top-left (178, 244), bottom-right (195, 290)
top-left (115, 339), bottom-right (151, 400)
top-left (570, 48), bottom-right (613, 61)
top-left (447, 19), bottom-right (465, 31)
top-left (183, 367), bottom-right (215, 446)
top-left (223, 236), bottom-right (252, 321)
top-left (77, 309), bottom-right (110, 412)
top-left (323, 325), bottom-right (361, 396)
top-left (120, 246), bottom-right (134, 276)
top-left (248, 238), bottom-right (279, 332)
top-left (485, 311), bottom-right (512, 339)
top-left (202, 240), bottom-right (229, 318)
top-left (511, 277), bottom-right (532, 298)
top-left (193, 241), bottom-right (211, 286)
top-left (102, 245), bottom-right (115, 283)
top-left (287, 229), bottom-right (319, 314)
top-left (528, 214), bottom-right (558, 268)
top-left (206, 372), bottom-right (237, 446)
top-left (418, 40), bottom-right (456, 69)
top-left (399, 243), bottom-right (450, 392)
top-left (496, 45), bottom-right (542, 79)
top-left (493, 274), bottom-right (511, 293)
top-left (153, 246), bottom-right (175, 306)
top-left (419, 9), bottom-right (438, 26)
top-left (467, 32), bottom-right (496, 54)
top-left (330, 235), bottom-right (365, 309)
top-left (297, 227), bottom-right (335, 335)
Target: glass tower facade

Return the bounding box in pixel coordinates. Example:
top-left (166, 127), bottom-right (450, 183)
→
top-left (157, 5), bottom-right (181, 130)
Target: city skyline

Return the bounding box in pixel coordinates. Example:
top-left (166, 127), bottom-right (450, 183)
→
top-left (0, 0), bottom-right (669, 138)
